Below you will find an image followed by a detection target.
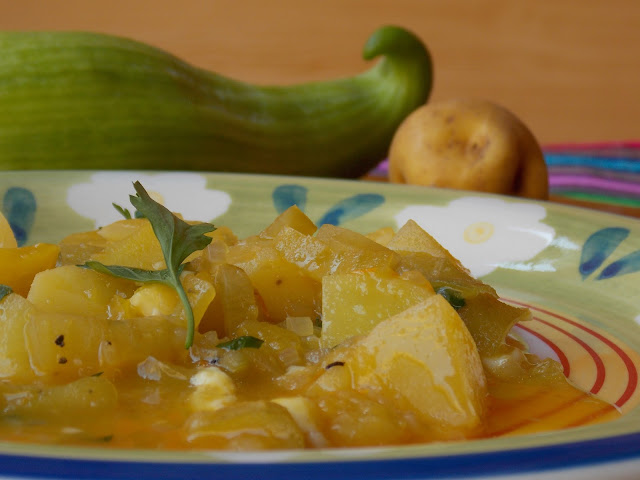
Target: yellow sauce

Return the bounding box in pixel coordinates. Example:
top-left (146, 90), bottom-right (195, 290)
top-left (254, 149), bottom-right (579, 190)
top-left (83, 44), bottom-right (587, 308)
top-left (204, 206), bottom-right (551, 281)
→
top-left (0, 353), bottom-right (619, 450)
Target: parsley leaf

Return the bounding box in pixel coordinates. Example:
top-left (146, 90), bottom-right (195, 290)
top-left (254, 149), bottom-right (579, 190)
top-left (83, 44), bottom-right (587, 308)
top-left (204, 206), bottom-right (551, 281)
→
top-left (84, 181), bottom-right (215, 348)
top-left (217, 336), bottom-right (264, 351)
top-left (0, 284), bottom-right (12, 301)
top-left (129, 182), bottom-right (214, 270)
top-left (83, 262), bottom-right (177, 283)
top-left (112, 203), bottom-right (132, 219)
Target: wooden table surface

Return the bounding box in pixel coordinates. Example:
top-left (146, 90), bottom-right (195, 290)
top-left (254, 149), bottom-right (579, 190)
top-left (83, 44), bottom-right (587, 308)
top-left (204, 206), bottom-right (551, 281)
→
top-left (2, 0), bottom-right (639, 145)
top-left (2, 0), bottom-right (639, 219)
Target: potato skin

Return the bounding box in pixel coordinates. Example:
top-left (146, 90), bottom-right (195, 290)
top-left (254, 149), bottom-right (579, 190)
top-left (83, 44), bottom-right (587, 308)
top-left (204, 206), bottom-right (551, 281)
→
top-left (388, 98), bottom-right (549, 199)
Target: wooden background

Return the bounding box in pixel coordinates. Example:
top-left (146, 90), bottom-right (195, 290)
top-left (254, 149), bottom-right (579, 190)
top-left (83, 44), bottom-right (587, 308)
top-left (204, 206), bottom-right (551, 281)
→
top-left (2, 0), bottom-right (638, 145)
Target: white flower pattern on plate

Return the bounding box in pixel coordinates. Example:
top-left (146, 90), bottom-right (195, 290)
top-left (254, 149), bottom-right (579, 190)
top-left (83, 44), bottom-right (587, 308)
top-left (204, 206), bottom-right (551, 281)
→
top-left (394, 197), bottom-right (556, 277)
top-left (66, 172), bottom-right (231, 229)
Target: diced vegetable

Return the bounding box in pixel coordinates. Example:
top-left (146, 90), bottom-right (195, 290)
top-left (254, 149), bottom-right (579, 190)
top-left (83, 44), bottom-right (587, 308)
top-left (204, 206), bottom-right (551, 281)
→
top-left (227, 239), bottom-right (321, 323)
top-left (349, 295), bottom-right (488, 438)
top-left (0, 243), bottom-right (60, 297)
top-left (4, 375), bottom-right (118, 419)
top-left (365, 226), bottom-right (396, 246)
top-left (99, 317), bottom-right (189, 372)
top-left (198, 263), bottom-right (258, 336)
top-left (185, 400), bottom-right (305, 450)
top-left (320, 267), bottom-right (434, 348)
top-left (274, 224), bottom-right (400, 281)
top-left (24, 309), bottom-right (107, 381)
top-left (315, 224), bottom-right (401, 276)
top-left (310, 389), bottom-right (414, 447)
top-left (0, 211), bottom-right (17, 248)
top-left (388, 220), bottom-right (496, 298)
top-left (458, 293), bottom-right (531, 358)
top-left (0, 293), bottom-right (36, 382)
top-left (27, 265), bottom-right (136, 317)
top-left (91, 219), bottom-right (165, 270)
top-left (58, 230), bottom-right (107, 266)
top-left (260, 205), bottom-right (318, 239)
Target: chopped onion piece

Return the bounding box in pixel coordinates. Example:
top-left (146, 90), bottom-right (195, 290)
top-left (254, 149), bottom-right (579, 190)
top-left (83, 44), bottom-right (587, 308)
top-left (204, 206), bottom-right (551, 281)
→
top-left (285, 316), bottom-right (314, 337)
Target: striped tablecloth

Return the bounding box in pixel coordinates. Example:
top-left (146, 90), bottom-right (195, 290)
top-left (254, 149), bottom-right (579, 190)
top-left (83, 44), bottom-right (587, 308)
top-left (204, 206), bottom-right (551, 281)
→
top-left (544, 142), bottom-right (640, 218)
top-left (367, 142), bottom-right (640, 219)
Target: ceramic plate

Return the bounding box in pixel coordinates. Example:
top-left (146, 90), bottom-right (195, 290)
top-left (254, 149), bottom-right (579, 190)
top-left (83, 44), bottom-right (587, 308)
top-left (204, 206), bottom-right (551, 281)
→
top-left (1, 170), bottom-right (640, 480)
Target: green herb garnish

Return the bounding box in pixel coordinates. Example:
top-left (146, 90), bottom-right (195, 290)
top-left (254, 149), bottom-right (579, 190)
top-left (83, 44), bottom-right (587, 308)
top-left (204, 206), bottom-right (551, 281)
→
top-left (436, 286), bottom-right (466, 311)
top-left (112, 203), bottom-right (132, 219)
top-left (0, 284), bottom-right (13, 301)
top-left (217, 336), bottom-right (264, 351)
top-left (113, 202), bottom-right (145, 219)
top-left (85, 181), bottom-right (215, 348)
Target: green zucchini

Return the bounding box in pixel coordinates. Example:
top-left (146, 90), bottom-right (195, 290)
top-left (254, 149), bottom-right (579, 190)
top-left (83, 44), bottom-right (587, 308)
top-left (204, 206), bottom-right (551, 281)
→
top-left (0, 26), bottom-right (432, 177)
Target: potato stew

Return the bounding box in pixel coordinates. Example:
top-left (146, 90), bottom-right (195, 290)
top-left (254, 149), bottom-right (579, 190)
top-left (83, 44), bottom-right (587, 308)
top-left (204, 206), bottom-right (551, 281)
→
top-left (0, 183), bottom-right (618, 450)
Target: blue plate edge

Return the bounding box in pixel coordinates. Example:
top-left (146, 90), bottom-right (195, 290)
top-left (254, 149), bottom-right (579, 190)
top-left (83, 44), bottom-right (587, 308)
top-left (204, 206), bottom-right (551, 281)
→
top-left (0, 430), bottom-right (639, 479)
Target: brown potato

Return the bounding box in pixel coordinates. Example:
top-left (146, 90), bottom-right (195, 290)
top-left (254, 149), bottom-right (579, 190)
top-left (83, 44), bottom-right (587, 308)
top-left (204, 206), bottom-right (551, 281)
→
top-left (388, 98), bottom-right (549, 199)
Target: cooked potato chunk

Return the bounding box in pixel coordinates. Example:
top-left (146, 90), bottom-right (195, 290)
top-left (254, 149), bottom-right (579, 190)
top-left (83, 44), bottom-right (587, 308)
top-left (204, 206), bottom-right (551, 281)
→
top-left (0, 293), bottom-right (36, 382)
top-left (312, 389), bottom-right (414, 447)
top-left (198, 263), bottom-right (258, 336)
top-left (388, 220), bottom-right (495, 298)
top-left (228, 240), bottom-right (320, 323)
top-left (365, 226), bottom-right (396, 246)
top-left (320, 267), bottom-right (435, 348)
top-left (4, 375), bottom-right (118, 419)
top-left (260, 205), bottom-right (317, 238)
top-left (348, 295), bottom-right (488, 438)
top-left (0, 243), bottom-right (60, 297)
top-left (28, 265), bottom-right (136, 317)
top-left (0, 375), bottom-right (118, 440)
top-left (271, 396), bottom-right (327, 447)
top-left (58, 230), bottom-right (107, 266)
top-left (24, 310), bottom-right (188, 381)
top-left (185, 400), bottom-right (305, 450)
top-left (91, 219), bottom-right (164, 270)
top-left (314, 224), bottom-right (400, 276)
top-left (273, 224), bottom-right (400, 282)
top-left (99, 317), bottom-right (189, 372)
top-left (0, 211), bottom-right (17, 248)
top-left (24, 310), bottom-right (107, 381)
